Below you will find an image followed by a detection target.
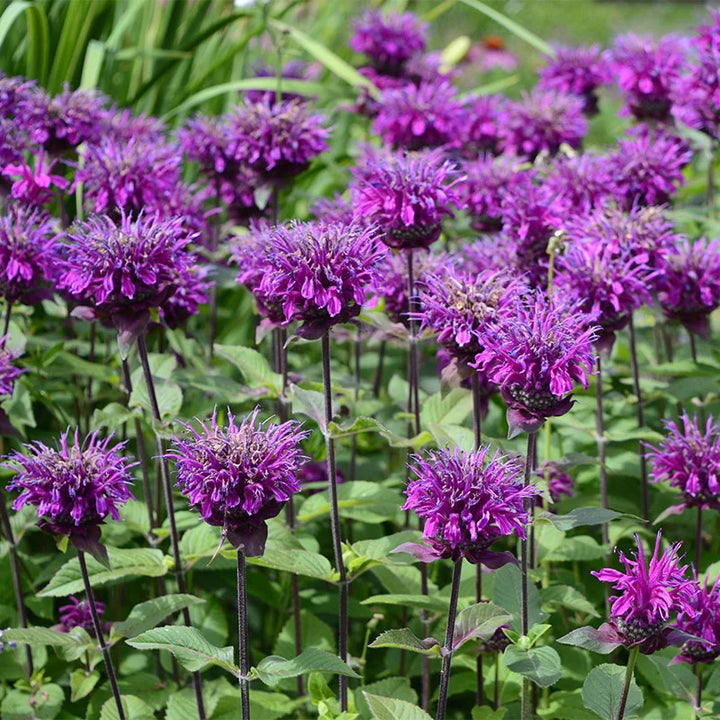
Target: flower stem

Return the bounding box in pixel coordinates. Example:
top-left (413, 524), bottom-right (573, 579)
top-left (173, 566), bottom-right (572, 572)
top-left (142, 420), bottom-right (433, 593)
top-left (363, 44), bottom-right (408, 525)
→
top-left (349, 326), bottom-right (362, 483)
top-left (471, 372), bottom-right (485, 705)
top-left (436, 559), bottom-right (463, 720)
top-left (695, 663), bottom-right (703, 717)
top-left (596, 353), bottom-right (610, 545)
top-left (78, 550), bottom-right (125, 720)
top-left (372, 340), bottom-right (386, 398)
top-left (627, 313), bottom-right (649, 523)
top-left (696, 505), bottom-right (703, 571)
top-left (690, 332), bottom-right (698, 364)
top-left (0, 487), bottom-right (33, 677)
top-left (321, 331), bottom-right (349, 711)
top-left (617, 646), bottom-right (639, 720)
top-left (2, 300), bottom-right (12, 343)
top-left (237, 549), bottom-right (251, 720)
top-left (137, 333), bottom-right (206, 720)
top-left (521, 431), bottom-right (537, 720)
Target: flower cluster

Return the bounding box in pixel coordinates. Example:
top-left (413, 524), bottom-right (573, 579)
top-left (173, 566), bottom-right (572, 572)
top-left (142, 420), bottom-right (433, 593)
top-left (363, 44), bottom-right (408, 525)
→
top-left (0, 344), bottom-right (23, 399)
top-left (674, 574), bottom-right (720, 665)
top-left (59, 596), bottom-right (105, 634)
top-left (543, 153), bottom-right (613, 216)
top-left (402, 445), bottom-right (536, 565)
top-left (536, 460), bottom-right (575, 505)
top-left (170, 409), bottom-right (307, 555)
top-left (459, 94), bottom-right (506, 157)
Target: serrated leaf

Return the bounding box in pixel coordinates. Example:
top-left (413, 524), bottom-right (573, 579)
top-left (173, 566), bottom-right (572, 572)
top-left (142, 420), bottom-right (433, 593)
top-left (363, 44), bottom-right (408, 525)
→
top-left (368, 628), bottom-right (441, 656)
top-left (545, 535), bottom-right (607, 562)
top-left (363, 693), bottom-right (432, 720)
top-left (539, 507), bottom-right (626, 531)
top-left (453, 602), bottom-right (513, 650)
top-left (99, 695), bottom-right (155, 720)
top-left (582, 663), bottom-right (643, 720)
top-left (354, 678), bottom-right (417, 718)
top-left (421, 388), bottom-right (473, 427)
top-left (112, 594), bottom-right (205, 639)
top-left (298, 481), bottom-right (401, 524)
top-left (215, 344), bottom-right (281, 396)
top-left (291, 384), bottom-right (329, 431)
top-left (247, 544), bottom-right (335, 581)
top-left (1, 683), bottom-right (64, 719)
top-left (541, 586), bottom-right (600, 618)
top-left (252, 648), bottom-right (360, 687)
top-left (328, 416), bottom-right (386, 438)
top-left (126, 626), bottom-right (238, 675)
top-left (503, 645), bottom-right (562, 688)
top-left (361, 594), bottom-right (448, 614)
top-left (70, 669), bottom-right (99, 702)
top-left (3, 627), bottom-right (88, 648)
top-left (492, 564), bottom-right (546, 630)
top-left (130, 377), bottom-right (183, 419)
top-left (39, 547), bottom-right (167, 597)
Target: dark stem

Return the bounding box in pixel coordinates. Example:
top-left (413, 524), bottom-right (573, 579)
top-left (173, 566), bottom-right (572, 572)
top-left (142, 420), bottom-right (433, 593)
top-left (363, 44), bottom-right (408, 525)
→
top-left (707, 141), bottom-right (716, 218)
top-left (237, 550), bottom-right (251, 720)
top-left (617, 646), bottom-right (639, 720)
top-left (78, 550), bottom-right (125, 720)
top-left (321, 332), bottom-right (349, 711)
top-left (596, 354), bottom-right (610, 545)
top-left (372, 340), bottom-right (386, 398)
top-left (628, 313), bottom-right (649, 523)
top-left (137, 334), bottom-right (206, 719)
top-left (494, 652), bottom-right (499, 710)
top-left (349, 326), bottom-right (362, 484)
top-left (0, 487), bottom-right (33, 676)
top-left (521, 432), bottom-right (537, 720)
top-left (471, 373), bottom-right (482, 450)
top-left (436, 559), bottom-right (463, 720)
top-left (2, 300), bottom-right (12, 344)
top-left (690, 333), bottom-right (698, 365)
top-left (696, 505), bottom-right (703, 571)
top-left (696, 663), bottom-right (703, 717)
top-left (472, 372), bottom-right (485, 706)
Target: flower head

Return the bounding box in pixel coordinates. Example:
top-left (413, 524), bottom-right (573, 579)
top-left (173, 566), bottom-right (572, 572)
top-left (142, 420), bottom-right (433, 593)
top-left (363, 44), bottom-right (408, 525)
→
top-left (170, 409), bottom-right (307, 555)
top-left (5, 429), bottom-right (135, 547)
top-left (647, 413), bottom-right (720, 512)
top-left (59, 596), bottom-right (105, 634)
top-left (458, 94), bottom-right (506, 157)
top-left (178, 115), bottom-right (236, 180)
top-left (2, 153), bottom-right (70, 207)
top-left (351, 146), bottom-right (461, 250)
top-left (543, 153), bottom-right (614, 216)
top-left (103, 107), bottom-right (166, 144)
top-left (592, 532), bottom-right (695, 653)
top-left (473, 292), bottom-right (597, 437)
top-left (674, 573), bottom-right (720, 665)
top-left (536, 460), bottom-right (574, 505)
top-left (0, 344), bottom-right (23, 398)
top-left (350, 10), bottom-right (427, 75)
top-left (402, 446), bottom-right (536, 564)
top-left (245, 59), bottom-right (318, 104)
top-left (311, 194), bottom-right (355, 226)
top-left (159, 260), bottom-right (211, 329)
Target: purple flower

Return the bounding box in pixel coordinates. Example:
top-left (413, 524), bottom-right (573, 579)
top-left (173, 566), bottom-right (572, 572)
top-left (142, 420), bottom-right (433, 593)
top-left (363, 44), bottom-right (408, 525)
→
top-left (458, 94), bottom-right (506, 157)
top-left (402, 445), bottom-right (536, 565)
top-left (372, 79), bottom-right (464, 151)
top-left (0, 74), bottom-right (36, 119)
top-left (606, 126), bottom-right (691, 210)
top-left (245, 59), bottom-right (319, 103)
top-left (178, 115), bottom-right (235, 180)
top-left (466, 36), bottom-right (518, 73)
top-left (0, 344), bottom-right (23, 398)
top-left (103, 107), bottom-right (166, 144)
top-left (170, 409), bottom-right (307, 555)
top-left (656, 237), bottom-right (720, 339)
top-left (458, 234), bottom-right (519, 276)
top-left (59, 596), bottom-right (105, 633)
top-left (350, 10), bottom-right (427, 75)
top-left (351, 146), bottom-right (461, 250)
top-left (56, 212), bottom-right (195, 336)
top-left (592, 532), bottom-right (695, 654)
top-left (647, 413), bottom-right (720, 512)
top-left (0, 118), bottom-right (26, 170)
top-left (5, 429), bottom-right (135, 546)
top-left (473, 292), bottom-right (597, 437)
top-left (159, 261), bottom-right (211, 329)
top-left (235, 221), bottom-right (384, 339)
top-left (0, 204), bottom-right (61, 304)
top-left (227, 99), bottom-right (329, 182)
top-left (610, 34), bottom-right (686, 121)
top-left (499, 89), bottom-right (587, 161)
top-left (536, 461), bottom-right (574, 505)
top-left (2, 153), bottom-right (70, 208)
top-left (543, 153), bottom-right (614, 216)
top-left (538, 45), bottom-right (611, 116)
top-left (673, 573), bottom-right (720, 665)
top-left (310, 194), bottom-right (355, 227)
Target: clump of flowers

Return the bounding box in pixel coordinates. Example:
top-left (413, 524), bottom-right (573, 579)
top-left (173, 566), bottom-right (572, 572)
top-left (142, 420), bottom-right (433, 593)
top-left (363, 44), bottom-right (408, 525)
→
top-left (235, 221), bottom-right (384, 339)
top-left (591, 532), bottom-right (695, 654)
top-left (170, 409), bottom-right (307, 555)
top-left (159, 261), bottom-right (211, 330)
top-left (59, 596), bottom-right (105, 634)
top-left (473, 292), bottom-right (597, 437)
top-left (655, 237), bottom-right (720, 339)
top-left (458, 94), bottom-right (506, 157)
top-left (537, 44), bottom-right (610, 116)
top-left (0, 344), bottom-right (23, 399)
top-left (499, 89), bottom-right (587, 160)
top-left (351, 147), bottom-right (461, 250)
top-left (401, 445), bottom-right (536, 565)
top-left (311, 194), bottom-right (355, 226)
top-left (2, 152), bottom-right (70, 208)
top-left (536, 460), bottom-right (575, 505)
top-left (5, 429), bottom-right (135, 554)
top-left (543, 152), bottom-right (614, 216)
top-left (673, 573), bottom-right (720, 666)
top-left (372, 79), bottom-right (464, 150)
top-left (647, 414), bottom-right (720, 512)
top-left (350, 10), bottom-right (427, 75)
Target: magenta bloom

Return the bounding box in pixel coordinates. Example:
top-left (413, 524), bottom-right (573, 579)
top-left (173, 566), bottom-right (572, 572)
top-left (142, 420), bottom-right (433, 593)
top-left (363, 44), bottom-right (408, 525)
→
top-left (351, 146), bottom-right (461, 250)
top-left (372, 79), bottom-right (464, 151)
top-left (350, 10), bottom-right (427, 75)
top-left (543, 153), bottom-right (614, 216)
top-left (402, 446), bottom-right (536, 565)
top-left (245, 59), bottom-right (318, 104)
top-left (0, 344), bottom-right (23, 398)
top-left (159, 261), bottom-right (211, 330)
top-left (0, 205), bottom-right (61, 304)
top-left (538, 45), bottom-right (610, 115)
top-left (536, 461), bottom-right (574, 505)
top-left (103, 107), bottom-right (165, 144)
top-left (656, 237), bottom-right (720, 339)
top-left (227, 99), bottom-right (329, 182)
top-left (610, 33), bottom-right (686, 121)
top-left (607, 126), bottom-right (691, 210)
top-left (170, 409), bottom-right (307, 555)
top-left (5, 429), bottom-right (135, 550)
top-left (674, 573), bottom-right (720, 665)
top-left (647, 414), bottom-right (720, 512)
top-left (499, 89), bottom-right (587, 160)
top-left (473, 292), bottom-right (597, 437)
top-left (178, 115), bottom-right (235, 180)
top-left (2, 153), bottom-right (70, 207)
top-left (311, 194), bottom-right (355, 227)
top-left (592, 532), bottom-right (695, 654)
top-left (235, 221), bottom-right (384, 339)
top-left (59, 596), bottom-right (105, 634)
top-left (459, 94), bottom-right (506, 157)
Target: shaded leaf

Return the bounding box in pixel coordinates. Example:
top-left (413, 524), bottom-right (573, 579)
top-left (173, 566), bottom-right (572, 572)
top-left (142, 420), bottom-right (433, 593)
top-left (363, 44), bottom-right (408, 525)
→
top-left (557, 626), bottom-right (621, 655)
top-left (582, 663), bottom-right (643, 720)
top-left (363, 693), bottom-right (432, 720)
top-left (503, 645), bottom-right (562, 688)
top-left (539, 507), bottom-right (626, 531)
top-left (252, 647), bottom-right (360, 687)
top-left (112, 594), bottom-right (205, 639)
top-left (453, 602), bottom-right (513, 650)
top-left (368, 628), bottom-right (441, 657)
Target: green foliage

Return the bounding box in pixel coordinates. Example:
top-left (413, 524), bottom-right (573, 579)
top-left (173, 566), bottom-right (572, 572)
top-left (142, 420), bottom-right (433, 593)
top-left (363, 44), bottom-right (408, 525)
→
top-left (582, 664), bottom-right (643, 720)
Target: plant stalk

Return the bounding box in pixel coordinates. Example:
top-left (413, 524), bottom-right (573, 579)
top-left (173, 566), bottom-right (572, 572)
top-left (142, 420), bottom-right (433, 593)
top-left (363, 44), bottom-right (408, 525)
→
top-left (695, 663), bottom-right (704, 718)
top-left (436, 559), bottom-right (463, 720)
top-left (472, 372), bottom-right (485, 705)
top-left (617, 646), bottom-right (639, 720)
top-left (596, 353), bottom-right (610, 545)
top-left (627, 313), bottom-right (649, 522)
top-left (237, 549), bottom-right (251, 719)
top-left (521, 431), bottom-right (537, 720)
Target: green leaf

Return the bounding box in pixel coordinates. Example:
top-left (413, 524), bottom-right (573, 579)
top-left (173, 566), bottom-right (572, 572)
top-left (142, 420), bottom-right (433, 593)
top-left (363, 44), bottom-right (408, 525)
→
top-left (363, 693), bottom-right (432, 720)
top-left (126, 626), bottom-right (238, 676)
top-left (130, 377), bottom-right (183, 419)
top-left (421, 388), bottom-right (473, 427)
top-left (252, 648), bottom-right (360, 687)
top-left (328, 416), bottom-right (387, 439)
top-left (541, 586), bottom-right (600, 618)
top-left (493, 564), bottom-right (546, 630)
top-left (503, 645), bottom-right (562, 688)
top-left (557, 626), bottom-right (621, 655)
top-left (69, 669), bottom-right (99, 702)
top-left (112, 594), bottom-right (205, 639)
top-left (298, 481), bottom-right (401, 524)
top-left (80, 39), bottom-right (106, 89)
top-left (291, 384), bottom-right (329, 431)
top-left (0, 2), bottom-right (50, 83)
top-left (457, 0), bottom-right (554, 56)
top-left (1, 683), bottom-right (64, 719)
top-left (582, 663), bottom-right (643, 720)
top-left (3, 627), bottom-right (88, 648)
top-left (361, 593), bottom-right (448, 615)
top-left (354, 678), bottom-right (417, 718)
top-left (368, 628), bottom-right (441, 657)
top-left (539, 507), bottom-right (626, 531)
top-left (47, 0), bottom-right (97, 92)
top-left (99, 695), bottom-right (155, 720)
top-left (215, 344), bottom-right (282, 396)
top-left (453, 602), bottom-right (513, 651)
top-left (472, 707), bottom-right (507, 720)
top-left (269, 19), bottom-right (379, 98)
top-left (247, 545), bottom-right (335, 582)
top-left (545, 535), bottom-right (607, 562)
top-left (39, 547), bottom-right (168, 597)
